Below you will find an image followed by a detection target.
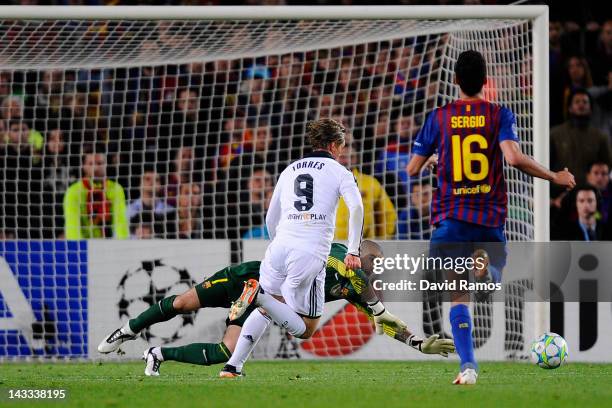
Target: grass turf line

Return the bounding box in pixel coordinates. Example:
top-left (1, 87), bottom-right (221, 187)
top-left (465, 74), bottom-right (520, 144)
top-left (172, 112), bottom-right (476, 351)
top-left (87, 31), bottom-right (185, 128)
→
top-left (1, 361), bottom-right (611, 408)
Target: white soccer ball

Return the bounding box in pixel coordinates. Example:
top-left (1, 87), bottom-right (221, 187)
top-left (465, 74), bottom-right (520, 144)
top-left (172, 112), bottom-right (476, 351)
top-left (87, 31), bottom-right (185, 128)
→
top-left (530, 332), bottom-right (568, 369)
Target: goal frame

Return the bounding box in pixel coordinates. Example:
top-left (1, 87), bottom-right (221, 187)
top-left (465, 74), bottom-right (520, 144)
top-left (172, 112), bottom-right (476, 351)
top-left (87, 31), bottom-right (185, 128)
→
top-left (0, 3), bottom-right (550, 347)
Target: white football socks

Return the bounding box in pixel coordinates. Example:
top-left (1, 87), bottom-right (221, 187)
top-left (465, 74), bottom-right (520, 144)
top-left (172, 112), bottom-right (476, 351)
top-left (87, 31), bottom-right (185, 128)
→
top-left (227, 309), bottom-right (271, 371)
top-left (255, 291), bottom-right (306, 337)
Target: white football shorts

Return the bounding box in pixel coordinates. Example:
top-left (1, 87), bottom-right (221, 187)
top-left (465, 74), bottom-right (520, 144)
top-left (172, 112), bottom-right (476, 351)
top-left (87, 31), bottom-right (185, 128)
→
top-left (258, 240), bottom-right (326, 318)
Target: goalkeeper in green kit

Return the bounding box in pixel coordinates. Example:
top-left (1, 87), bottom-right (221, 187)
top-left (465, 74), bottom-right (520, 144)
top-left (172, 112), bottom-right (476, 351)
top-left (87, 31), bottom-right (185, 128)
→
top-left (98, 240), bottom-right (455, 376)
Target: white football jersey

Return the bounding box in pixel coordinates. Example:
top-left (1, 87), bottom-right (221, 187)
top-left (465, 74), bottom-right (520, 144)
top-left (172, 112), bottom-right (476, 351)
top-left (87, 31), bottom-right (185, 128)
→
top-left (266, 151), bottom-right (364, 260)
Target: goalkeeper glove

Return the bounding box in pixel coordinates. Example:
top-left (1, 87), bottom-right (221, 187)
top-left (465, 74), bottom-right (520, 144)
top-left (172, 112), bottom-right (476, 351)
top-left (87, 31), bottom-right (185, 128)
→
top-left (368, 301), bottom-right (407, 335)
top-left (407, 334), bottom-right (456, 357)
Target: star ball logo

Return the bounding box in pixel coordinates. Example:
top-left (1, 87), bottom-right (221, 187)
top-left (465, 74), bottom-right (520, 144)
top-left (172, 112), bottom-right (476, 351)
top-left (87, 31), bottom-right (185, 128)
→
top-left (117, 259), bottom-right (197, 343)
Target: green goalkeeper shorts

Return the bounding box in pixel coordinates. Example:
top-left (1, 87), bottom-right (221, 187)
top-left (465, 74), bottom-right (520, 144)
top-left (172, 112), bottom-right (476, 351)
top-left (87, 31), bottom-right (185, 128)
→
top-left (194, 261), bottom-right (261, 327)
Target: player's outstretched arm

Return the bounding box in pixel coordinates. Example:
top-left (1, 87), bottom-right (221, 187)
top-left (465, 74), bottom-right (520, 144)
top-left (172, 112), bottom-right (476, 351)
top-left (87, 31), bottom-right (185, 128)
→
top-left (342, 266), bottom-right (407, 334)
top-left (406, 153), bottom-right (437, 177)
top-left (370, 302), bottom-right (407, 335)
top-left (500, 140), bottom-right (576, 190)
top-left (340, 171), bottom-right (364, 270)
top-left (352, 286), bottom-right (455, 355)
top-left (383, 325), bottom-right (456, 357)
top-left (265, 179), bottom-right (282, 240)
top-left (366, 304), bottom-right (456, 356)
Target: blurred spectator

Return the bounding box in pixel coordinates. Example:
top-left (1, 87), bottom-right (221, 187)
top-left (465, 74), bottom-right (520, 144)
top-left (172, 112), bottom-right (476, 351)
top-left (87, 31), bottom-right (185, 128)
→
top-left (166, 146), bottom-right (202, 207)
top-left (360, 110), bottom-right (391, 175)
top-left (586, 161), bottom-right (612, 223)
top-left (587, 71), bottom-right (612, 137)
top-left (553, 185), bottom-right (607, 241)
top-left (170, 87), bottom-right (207, 144)
top-left (550, 21), bottom-right (566, 126)
top-left (238, 64), bottom-right (281, 124)
top-left (235, 119), bottom-right (281, 175)
top-left (550, 89), bottom-right (611, 190)
top-left (562, 56), bottom-right (593, 119)
top-left (336, 57), bottom-right (360, 94)
top-left (63, 145), bottom-right (128, 239)
top-left (374, 112), bottom-right (418, 209)
top-left (312, 49), bottom-right (340, 89)
top-left (3, 120), bottom-right (43, 160)
top-left (0, 72), bottom-right (11, 99)
top-left (1, 95), bottom-right (25, 120)
top-left (394, 113), bottom-right (417, 144)
top-left (219, 150), bottom-right (266, 239)
top-left (335, 136), bottom-right (396, 240)
top-left (246, 121), bottom-right (274, 155)
top-left (127, 169), bottom-right (174, 238)
top-left (61, 91), bottom-right (98, 145)
top-left (397, 179), bottom-right (433, 240)
top-left (130, 212), bottom-right (155, 240)
top-left (587, 20), bottom-right (612, 86)
top-left (217, 115), bottom-right (247, 170)
top-left (242, 166), bottom-right (274, 239)
top-left (0, 119), bottom-right (43, 238)
top-left (274, 53), bottom-right (303, 90)
top-left (41, 128), bottom-right (78, 238)
top-left (174, 182), bottom-right (204, 239)
top-left (25, 70), bottom-right (66, 131)
top-left (367, 42), bottom-right (393, 78)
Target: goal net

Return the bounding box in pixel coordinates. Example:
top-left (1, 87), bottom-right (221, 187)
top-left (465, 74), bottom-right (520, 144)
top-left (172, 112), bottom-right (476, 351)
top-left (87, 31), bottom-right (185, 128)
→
top-left (0, 6), bottom-right (547, 361)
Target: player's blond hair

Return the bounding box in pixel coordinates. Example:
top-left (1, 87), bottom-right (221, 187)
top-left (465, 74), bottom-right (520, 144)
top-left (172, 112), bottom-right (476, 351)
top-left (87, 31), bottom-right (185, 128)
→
top-left (306, 118), bottom-right (346, 150)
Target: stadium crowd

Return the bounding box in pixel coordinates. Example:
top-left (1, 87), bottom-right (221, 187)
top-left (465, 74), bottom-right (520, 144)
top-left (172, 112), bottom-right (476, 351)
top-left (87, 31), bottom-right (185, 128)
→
top-left (0, 1), bottom-right (610, 242)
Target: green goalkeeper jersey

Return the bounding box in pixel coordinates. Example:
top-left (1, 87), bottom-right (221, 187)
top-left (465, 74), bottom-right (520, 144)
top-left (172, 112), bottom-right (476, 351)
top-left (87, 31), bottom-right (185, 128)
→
top-left (194, 243), bottom-right (371, 325)
top-left (323, 243), bottom-right (370, 310)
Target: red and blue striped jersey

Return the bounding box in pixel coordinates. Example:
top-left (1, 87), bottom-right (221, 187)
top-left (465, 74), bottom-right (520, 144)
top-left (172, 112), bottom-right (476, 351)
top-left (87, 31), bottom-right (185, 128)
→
top-left (412, 99), bottom-right (519, 227)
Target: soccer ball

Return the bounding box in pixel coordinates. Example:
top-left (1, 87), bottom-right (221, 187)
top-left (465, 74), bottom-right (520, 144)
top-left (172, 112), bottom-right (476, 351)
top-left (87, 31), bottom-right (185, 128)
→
top-left (530, 332), bottom-right (568, 369)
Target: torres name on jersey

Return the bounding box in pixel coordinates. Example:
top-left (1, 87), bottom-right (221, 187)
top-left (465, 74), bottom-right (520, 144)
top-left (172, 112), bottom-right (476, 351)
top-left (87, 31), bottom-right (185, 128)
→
top-left (266, 151), bottom-right (363, 260)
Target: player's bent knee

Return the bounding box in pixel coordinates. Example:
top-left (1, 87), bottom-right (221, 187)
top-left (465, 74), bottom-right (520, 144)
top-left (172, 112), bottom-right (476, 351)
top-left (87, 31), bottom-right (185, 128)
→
top-left (172, 288), bottom-right (202, 313)
top-left (172, 294), bottom-right (194, 313)
top-left (297, 317), bottom-right (320, 339)
top-left (297, 330), bottom-right (314, 340)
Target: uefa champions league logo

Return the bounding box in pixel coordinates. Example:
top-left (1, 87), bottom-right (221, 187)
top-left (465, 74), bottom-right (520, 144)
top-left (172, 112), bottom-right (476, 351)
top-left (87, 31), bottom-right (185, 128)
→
top-left (116, 259), bottom-right (197, 343)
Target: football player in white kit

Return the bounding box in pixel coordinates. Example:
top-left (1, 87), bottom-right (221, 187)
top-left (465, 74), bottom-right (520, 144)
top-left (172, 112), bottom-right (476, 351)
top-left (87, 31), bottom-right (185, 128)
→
top-left (220, 119), bottom-right (406, 377)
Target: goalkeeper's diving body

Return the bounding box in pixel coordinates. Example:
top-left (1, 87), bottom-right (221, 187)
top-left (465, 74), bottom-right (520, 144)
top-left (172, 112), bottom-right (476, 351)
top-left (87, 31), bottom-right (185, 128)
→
top-left (406, 50), bottom-right (576, 385)
top-left (98, 241), bottom-right (455, 376)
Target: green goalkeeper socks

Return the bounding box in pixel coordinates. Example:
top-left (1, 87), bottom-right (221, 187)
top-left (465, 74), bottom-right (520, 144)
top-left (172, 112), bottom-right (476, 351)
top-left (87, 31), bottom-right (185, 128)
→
top-left (128, 295), bottom-right (178, 333)
top-left (160, 343), bottom-right (232, 366)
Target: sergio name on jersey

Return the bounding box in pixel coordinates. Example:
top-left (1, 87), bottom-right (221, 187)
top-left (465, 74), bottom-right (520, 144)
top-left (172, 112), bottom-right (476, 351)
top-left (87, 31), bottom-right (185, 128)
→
top-left (413, 100), bottom-right (520, 227)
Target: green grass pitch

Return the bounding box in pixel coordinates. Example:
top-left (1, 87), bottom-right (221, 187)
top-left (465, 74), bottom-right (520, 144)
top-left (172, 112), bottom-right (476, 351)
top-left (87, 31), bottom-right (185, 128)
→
top-left (2, 361), bottom-right (611, 408)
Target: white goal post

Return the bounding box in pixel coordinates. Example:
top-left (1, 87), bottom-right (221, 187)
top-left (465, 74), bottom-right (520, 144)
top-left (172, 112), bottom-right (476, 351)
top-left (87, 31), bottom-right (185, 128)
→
top-left (0, 5), bottom-right (549, 360)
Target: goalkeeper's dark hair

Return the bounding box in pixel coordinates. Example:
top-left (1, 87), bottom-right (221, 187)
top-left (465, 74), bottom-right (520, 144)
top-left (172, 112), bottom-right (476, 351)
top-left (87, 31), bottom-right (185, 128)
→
top-left (306, 118), bottom-right (346, 150)
top-left (455, 50), bottom-right (487, 97)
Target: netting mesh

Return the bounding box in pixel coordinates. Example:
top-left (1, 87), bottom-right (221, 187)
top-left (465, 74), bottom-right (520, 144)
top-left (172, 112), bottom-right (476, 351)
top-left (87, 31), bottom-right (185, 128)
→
top-left (1, 19), bottom-right (521, 70)
top-left (0, 16), bottom-right (537, 360)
